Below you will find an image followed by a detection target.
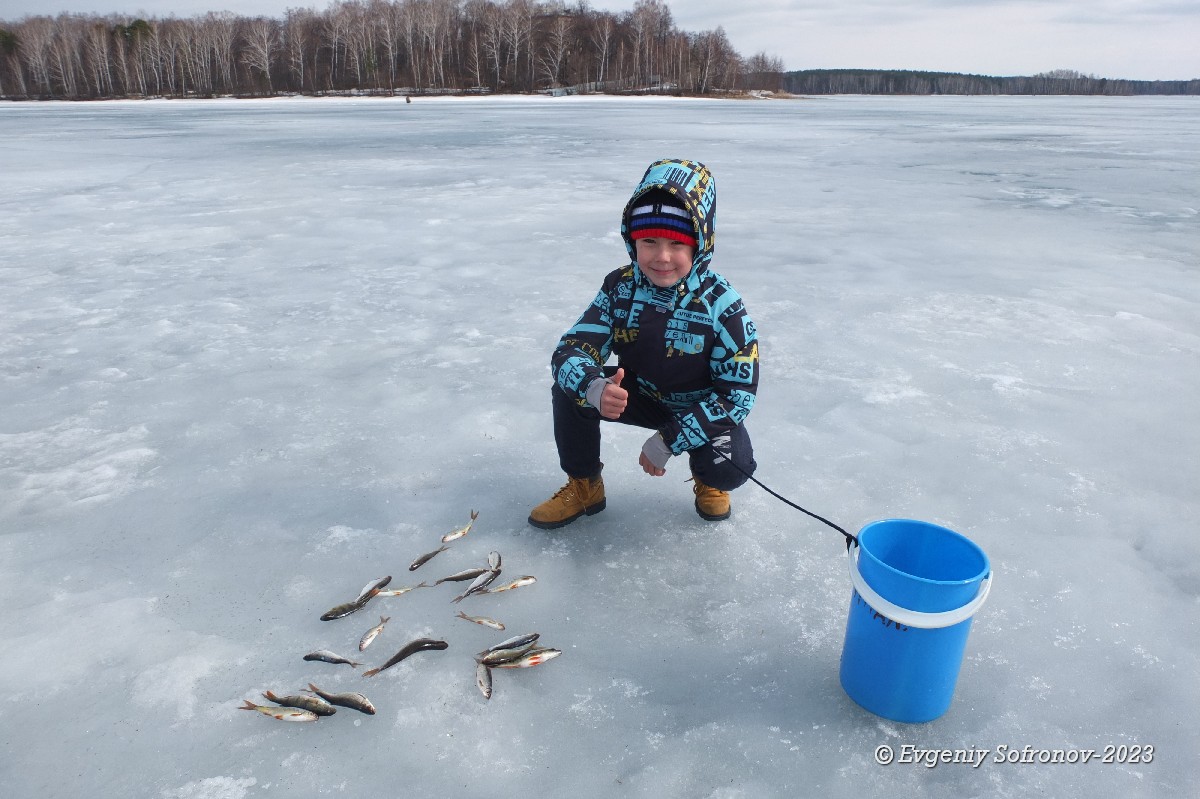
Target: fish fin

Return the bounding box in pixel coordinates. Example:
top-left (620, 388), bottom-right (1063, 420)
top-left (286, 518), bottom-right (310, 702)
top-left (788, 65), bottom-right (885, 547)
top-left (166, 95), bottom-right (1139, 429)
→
top-left (471, 510), bottom-right (479, 520)
top-left (263, 690), bottom-right (279, 702)
top-left (362, 668), bottom-right (379, 678)
top-left (306, 683), bottom-right (320, 693)
top-left (417, 581), bottom-right (429, 588)
top-left (380, 616), bottom-right (389, 623)
top-left (240, 700), bottom-right (257, 710)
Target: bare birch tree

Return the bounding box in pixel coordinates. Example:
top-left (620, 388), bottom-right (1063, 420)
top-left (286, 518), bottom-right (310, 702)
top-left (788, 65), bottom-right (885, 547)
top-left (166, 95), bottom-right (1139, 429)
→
top-left (538, 13), bottom-right (570, 87)
top-left (587, 11), bottom-right (615, 86)
top-left (374, 0), bottom-right (404, 91)
top-left (242, 17), bottom-right (278, 94)
top-left (0, 27), bottom-right (28, 96)
top-left (322, 3), bottom-right (353, 89)
top-left (500, 0), bottom-right (532, 90)
top-left (470, 0), bottom-right (505, 89)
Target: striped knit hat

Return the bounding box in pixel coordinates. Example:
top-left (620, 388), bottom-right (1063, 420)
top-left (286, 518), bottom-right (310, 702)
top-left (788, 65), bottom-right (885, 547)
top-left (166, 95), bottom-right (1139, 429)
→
top-left (628, 190), bottom-right (697, 247)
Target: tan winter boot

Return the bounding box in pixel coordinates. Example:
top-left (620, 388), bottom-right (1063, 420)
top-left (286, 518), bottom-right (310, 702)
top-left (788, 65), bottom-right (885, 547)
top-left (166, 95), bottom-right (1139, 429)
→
top-left (528, 470), bottom-right (606, 529)
top-left (692, 476), bottom-right (731, 521)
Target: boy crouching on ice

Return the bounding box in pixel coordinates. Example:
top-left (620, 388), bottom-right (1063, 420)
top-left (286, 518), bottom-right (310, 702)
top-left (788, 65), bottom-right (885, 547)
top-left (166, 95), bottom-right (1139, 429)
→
top-left (529, 158), bottom-right (759, 529)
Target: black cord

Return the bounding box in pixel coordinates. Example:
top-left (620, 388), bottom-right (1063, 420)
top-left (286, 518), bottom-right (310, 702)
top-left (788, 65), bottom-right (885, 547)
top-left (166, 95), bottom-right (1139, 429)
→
top-left (713, 450), bottom-right (858, 549)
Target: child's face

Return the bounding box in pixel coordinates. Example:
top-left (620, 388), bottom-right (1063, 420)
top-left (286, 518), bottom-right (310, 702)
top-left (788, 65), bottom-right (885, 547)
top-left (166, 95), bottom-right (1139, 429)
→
top-left (635, 238), bottom-right (695, 288)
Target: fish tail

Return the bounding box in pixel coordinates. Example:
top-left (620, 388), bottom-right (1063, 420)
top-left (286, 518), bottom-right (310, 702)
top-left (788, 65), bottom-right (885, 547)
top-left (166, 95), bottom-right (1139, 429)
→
top-left (263, 690), bottom-right (278, 702)
top-left (307, 683), bottom-right (321, 693)
top-left (239, 700), bottom-right (257, 710)
top-left (362, 667), bottom-right (379, 677)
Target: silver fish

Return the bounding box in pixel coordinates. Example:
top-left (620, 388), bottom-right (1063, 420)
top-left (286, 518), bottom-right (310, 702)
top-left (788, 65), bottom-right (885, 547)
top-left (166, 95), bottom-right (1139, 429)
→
top-left (320, 590), bottom-right (379, 621)
top-left (263, 690), bottom-right (336, 716)
top-left (409, 544), bottom-right (449, 572)
top-left (482, 575), bottom-right (536, 594)
top-left (487, 550), bottom-right (502, 570)
top-left (455, 610), bottom-right (505, 631)
top-left (489, 647), bottom-right (562, 669)
top-left (451, 568), bottom-right (500, 603)
top-left (434, 568), bottom-right (490, 586)
top-left (441, 510), bottom-right (479, 543)
top-left (476, 661), bottom-right (492, 700)
top-left (303, 650), bottom-right (362, 667)
top-left (489, 633), bottom-right (542, 652)
top-left (478, 643), bottom-right (537, 667)
top-left (354, 576), bottom-right (393, 603)
top-left (363, 638), bottom-right (449, 677)
top-left (477, 633), bottom-right (540, 666)
top-left (307, 683), bottom-right (377, 715)
top-left (239, 700), bottom-right (318, 722)
top-left (358, 616), bottom-right (390, 652)
top-left (375, 581), bottom-right (429, 597)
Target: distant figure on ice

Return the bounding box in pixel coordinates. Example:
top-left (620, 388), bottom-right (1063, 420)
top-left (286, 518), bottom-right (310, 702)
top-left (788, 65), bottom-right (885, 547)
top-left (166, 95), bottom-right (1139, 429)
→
top-left (528, 158), bottom-right (759, 529)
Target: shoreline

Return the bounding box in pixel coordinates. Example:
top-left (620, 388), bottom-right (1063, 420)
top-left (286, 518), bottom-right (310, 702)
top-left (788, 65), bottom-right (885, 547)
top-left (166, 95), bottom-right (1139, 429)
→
top-left (5, 91), bottom-right (1197, 106)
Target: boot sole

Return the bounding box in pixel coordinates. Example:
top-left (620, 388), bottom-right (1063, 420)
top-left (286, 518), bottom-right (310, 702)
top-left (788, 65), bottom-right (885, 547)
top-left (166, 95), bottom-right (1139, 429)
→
top-left (695, 501), bottom-right (731, 522)
top-left (528, 498), bottom-right (606, 530)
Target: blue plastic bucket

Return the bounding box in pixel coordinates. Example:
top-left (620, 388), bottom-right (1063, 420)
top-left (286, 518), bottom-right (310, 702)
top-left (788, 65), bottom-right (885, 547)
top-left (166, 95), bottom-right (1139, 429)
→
top-left (839, 519), bottom-right (991, 723)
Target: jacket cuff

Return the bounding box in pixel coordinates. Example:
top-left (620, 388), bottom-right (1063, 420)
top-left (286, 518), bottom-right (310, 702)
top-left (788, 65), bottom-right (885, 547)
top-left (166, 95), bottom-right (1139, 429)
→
top-left (641, 432), bottom-right (673, 469)
top-left (584, 377), bottom-right (608, 409)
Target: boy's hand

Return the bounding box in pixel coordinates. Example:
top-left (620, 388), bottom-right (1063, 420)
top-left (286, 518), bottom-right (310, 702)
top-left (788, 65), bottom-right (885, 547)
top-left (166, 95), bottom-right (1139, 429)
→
top-left (639, 452), bottom-right (667, 477)
top-left (639, 432), bottom-right (672, 477)
top-left (598, 367), bottom-right (628, 419)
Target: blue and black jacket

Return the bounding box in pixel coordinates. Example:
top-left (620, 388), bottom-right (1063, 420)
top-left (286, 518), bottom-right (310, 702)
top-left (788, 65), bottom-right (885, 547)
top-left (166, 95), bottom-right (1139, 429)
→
top-left (551, 159), bottom-right (759, 455)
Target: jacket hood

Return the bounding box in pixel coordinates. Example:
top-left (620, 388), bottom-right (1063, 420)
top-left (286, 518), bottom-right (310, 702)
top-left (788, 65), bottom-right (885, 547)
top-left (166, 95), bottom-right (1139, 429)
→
top-left (621, 159), bottom-right (716, 291)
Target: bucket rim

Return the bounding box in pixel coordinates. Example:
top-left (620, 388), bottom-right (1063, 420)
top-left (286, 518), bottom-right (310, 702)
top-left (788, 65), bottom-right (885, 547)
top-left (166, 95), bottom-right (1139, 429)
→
top-left (857, 518), bottom-right (990, 587)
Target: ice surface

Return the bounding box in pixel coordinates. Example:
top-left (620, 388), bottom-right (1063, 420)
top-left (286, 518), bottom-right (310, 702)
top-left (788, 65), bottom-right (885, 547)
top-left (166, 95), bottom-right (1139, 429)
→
top-left (1, 95), bottom-right (1197, 797)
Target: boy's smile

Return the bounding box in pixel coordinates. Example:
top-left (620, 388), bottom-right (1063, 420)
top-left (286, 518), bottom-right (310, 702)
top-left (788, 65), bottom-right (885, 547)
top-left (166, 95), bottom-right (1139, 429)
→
top-left (635, 237), bottom-right (695, 288)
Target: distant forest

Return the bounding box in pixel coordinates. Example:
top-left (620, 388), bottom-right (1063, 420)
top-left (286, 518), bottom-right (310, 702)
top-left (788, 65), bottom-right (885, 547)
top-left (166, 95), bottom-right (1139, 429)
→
top-left (784, 69), bottom-right (1200, 96)
top-left (0, 0), bottom-right (783, 100)
top-left (1, 1), bottom-right (1195, 101)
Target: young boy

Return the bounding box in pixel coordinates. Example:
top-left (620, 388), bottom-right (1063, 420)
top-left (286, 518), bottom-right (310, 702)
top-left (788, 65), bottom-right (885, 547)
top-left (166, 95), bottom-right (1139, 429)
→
top-left (528, 158), bottom-right (759, 529)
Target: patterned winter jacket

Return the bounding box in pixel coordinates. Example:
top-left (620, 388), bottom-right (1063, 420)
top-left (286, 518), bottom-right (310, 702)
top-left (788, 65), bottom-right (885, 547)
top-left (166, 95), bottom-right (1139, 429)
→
top-left (551, 158), bottom-right (759, 456)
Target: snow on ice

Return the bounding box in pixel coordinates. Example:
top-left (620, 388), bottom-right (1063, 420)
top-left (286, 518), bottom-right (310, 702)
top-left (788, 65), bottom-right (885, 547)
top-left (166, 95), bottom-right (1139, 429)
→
top-left (1, 94), bottom-right (1197, 798)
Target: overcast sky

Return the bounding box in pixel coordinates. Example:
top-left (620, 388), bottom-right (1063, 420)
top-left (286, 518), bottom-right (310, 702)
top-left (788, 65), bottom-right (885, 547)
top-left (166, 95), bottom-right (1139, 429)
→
top-left (0, 0), bottom-right (1196, 81)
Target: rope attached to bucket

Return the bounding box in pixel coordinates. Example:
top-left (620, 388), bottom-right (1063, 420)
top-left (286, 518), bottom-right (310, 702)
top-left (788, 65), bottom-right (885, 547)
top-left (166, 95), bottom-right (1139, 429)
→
top-left (713, 451), bottom-right (858, 549)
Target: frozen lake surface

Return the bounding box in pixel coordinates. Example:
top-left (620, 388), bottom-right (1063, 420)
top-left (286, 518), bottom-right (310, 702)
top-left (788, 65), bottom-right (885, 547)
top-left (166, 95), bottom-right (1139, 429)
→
top-left (1, 94), bottom-right (1197, 798)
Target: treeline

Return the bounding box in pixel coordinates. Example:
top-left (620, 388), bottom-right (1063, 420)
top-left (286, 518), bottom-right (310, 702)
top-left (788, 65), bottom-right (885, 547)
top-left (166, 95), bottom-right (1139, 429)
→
top-left (784, 69), bottom-right (1200, 96)
top-left (0, 0), bottom-right (787, 100)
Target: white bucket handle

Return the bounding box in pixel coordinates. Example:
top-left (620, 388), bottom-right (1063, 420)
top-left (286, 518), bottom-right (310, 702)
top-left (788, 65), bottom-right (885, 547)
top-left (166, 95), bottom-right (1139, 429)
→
top-left (847, 540), bottom-right (991, 629)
